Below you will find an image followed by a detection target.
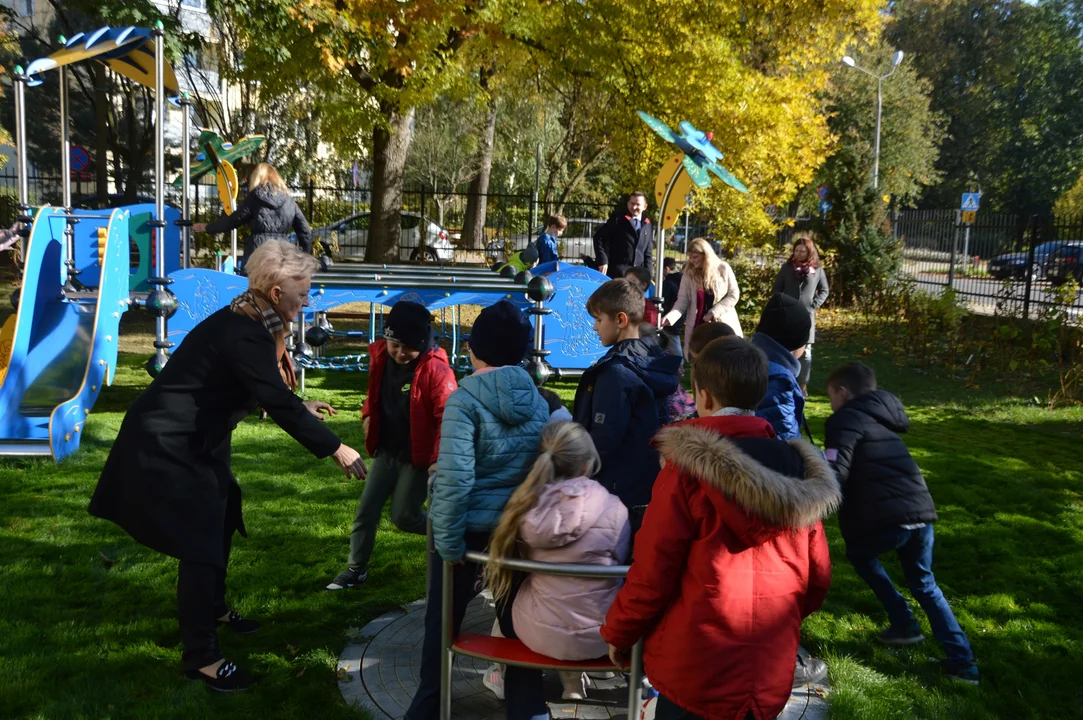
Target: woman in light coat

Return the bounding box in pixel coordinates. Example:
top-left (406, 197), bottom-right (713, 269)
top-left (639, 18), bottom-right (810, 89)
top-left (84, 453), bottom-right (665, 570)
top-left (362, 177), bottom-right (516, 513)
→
top-left (661, 237), bottom-right (742, 356)
top-left (483, 421), bottom-right (631, 702)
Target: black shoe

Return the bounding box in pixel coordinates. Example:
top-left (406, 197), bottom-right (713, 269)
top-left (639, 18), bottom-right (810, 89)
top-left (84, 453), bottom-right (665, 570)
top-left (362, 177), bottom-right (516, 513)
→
top-left (793, 647), bottom-right (828, 687)
top-left (326, 567), bottom-right (367, 590)
top-left (186, 661), bottom-right (256, 692)
top-left (878, 622), bottom-right (925, 646)
top-left (217, 610), bottom-right (261, 635)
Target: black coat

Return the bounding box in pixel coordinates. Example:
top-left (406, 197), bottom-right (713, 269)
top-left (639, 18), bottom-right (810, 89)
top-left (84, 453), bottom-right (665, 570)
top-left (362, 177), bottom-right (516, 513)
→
top-left (206, 185), bottom-right (313, 257)
top-left (662, 271), bottom-right (684, 330)
top-left (593, 211), bottom-right (654, 279)
top-left (824, 390), bottom-right (938, 545)
top-left (89, 309), bottom-right (341, 568)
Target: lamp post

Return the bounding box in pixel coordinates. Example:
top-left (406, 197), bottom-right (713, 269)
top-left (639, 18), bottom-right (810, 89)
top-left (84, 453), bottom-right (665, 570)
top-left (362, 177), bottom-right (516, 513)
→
top-left (841, 50), bottom-right (904, 190)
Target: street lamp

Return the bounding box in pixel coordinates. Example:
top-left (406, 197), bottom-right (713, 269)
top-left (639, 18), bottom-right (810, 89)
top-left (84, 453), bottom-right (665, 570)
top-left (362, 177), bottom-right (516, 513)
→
top-left (840, 50), bottom-right (905, 190)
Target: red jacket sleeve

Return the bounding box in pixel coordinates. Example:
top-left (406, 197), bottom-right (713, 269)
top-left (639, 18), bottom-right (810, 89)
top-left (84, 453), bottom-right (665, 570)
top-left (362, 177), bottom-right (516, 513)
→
top-left (425, 362), bottom-right (458, 464)
top-left (601, 466), bottom-right (695, 649)
top-left (803, 521), bottom-right (832, 618)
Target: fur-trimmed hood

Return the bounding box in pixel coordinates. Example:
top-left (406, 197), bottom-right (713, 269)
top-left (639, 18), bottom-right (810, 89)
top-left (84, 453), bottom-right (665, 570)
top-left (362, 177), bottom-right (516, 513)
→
top-left (655, 421), bottom-right (840, 536)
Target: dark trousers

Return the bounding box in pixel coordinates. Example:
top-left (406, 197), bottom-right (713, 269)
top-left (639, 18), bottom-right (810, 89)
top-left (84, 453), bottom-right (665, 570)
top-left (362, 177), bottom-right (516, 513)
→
top-left (405, 533), bottom-right (546, 720)
top-left (177, 529), bottom-right (233, 673)
top-left (496, 573), bottom-right (547, 720)
top-left (655, 696), bottom-right (754, 720)
top-left (846, 524), bottom-right (973, 667)
top-left (348, 453), bottom-right (428, 570)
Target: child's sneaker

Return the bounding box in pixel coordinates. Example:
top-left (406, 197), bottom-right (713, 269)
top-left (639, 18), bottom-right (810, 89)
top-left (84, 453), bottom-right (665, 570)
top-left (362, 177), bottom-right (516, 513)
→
top-left (944, 661), bottom-right (980, 686)
top-left (482, 664), bottom-right (505, 699)
top-left (559, 671), bottom-right (587, 700)
top-left (878, 622), bottom-right (925, 646)
top-left (326, 567), bottom-right (367, 590)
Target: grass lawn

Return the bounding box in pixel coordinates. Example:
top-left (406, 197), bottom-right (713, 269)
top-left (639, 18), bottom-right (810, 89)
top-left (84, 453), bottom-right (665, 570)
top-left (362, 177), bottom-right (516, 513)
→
top-left (2, 315), bottom-right (1082, 719)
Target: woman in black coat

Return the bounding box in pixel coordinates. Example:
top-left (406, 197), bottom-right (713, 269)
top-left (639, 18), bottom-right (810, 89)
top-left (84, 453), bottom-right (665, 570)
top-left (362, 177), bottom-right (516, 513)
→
top-left (192, 163), bottom-right (314, 264)
top-left (89, 240), bottom-right (366, 692)
top-left (772, 236), bottom-right (830, 395)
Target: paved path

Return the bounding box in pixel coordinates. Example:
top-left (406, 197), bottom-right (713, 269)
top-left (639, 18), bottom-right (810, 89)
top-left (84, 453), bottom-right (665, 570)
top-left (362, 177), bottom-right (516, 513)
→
top-left (337, 595), bottom-right (829, 719)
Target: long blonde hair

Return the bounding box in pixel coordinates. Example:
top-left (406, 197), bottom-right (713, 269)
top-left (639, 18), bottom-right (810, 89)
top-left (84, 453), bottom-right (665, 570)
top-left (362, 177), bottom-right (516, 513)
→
top-left (484, 422), bottom-right (601, 604)
top-left (687, 237), bottom-right (727, 299)
top-left (248, 163), bottom-right (287, 194)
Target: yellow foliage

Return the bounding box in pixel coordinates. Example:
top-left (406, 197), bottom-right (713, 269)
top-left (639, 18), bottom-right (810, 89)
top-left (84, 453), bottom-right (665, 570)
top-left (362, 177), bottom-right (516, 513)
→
top-left (1055, 170), bottom-right (1083, 218)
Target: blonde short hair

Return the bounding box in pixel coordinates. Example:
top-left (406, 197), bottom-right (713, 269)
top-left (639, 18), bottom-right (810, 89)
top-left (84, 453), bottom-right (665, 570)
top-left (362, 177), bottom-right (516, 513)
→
top-left (245, 239), bottom-right (320, 293)
top-left (248, 163), bottom-right (287, 194)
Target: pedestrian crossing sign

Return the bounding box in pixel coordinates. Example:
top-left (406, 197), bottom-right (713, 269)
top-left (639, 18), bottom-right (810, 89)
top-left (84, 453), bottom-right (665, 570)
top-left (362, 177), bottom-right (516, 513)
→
top-left (961, 193), bottom-right (981, 211)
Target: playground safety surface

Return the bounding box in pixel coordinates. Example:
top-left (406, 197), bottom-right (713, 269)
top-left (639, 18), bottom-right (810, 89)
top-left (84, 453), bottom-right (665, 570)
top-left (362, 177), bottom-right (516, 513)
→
top-left (337, 595), bottom-right (829, 719)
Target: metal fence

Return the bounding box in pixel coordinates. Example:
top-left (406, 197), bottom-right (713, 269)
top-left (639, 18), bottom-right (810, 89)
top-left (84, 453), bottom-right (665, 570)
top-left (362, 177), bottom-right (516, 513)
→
top-left (0, 173), bottom-right (622, 264)
top-left (893, 209), bottom-right (1083, 318)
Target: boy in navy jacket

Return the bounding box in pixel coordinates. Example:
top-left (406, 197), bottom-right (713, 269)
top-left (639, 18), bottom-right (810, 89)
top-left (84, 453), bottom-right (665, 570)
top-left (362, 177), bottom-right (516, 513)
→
top-left (749, 293), bottom-right (810, 440)
top-left (573, 279), bottom-right (681, 529)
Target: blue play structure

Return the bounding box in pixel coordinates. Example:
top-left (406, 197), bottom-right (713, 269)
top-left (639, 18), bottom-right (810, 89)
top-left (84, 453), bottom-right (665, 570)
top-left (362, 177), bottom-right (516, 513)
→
top-left (165, 262), bottom-right (611, 374)
top-left (1, 23), bottom-right (186, 460)
top-left (0, 207), bottom-right (132, 458)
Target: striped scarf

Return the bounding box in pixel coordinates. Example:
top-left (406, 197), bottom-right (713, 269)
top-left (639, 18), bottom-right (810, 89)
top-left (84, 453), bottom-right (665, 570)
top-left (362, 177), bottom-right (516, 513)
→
top-left (230, 289), bottom-right (296, 391)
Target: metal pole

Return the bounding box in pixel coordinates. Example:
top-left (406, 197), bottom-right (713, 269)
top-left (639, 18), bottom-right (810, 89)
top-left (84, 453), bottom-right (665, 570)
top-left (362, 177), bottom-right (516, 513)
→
top-left (961, 225), bottom-right (971, 275)
top-left (180, 93), bottom-right (192, 268)
top-left (873, 77), bottom-right (882, 190)
top-left (655, 167), bottom-right (684, 323)
top-left (1023, 214), bottom-right (1038, 320)
top-left (231, 228), bottom-right (238, 263)
top-left (947, 210), bottom-right (960, 290)
top-left (146, 21), bottom-right (176, 377)
top-left (439, 561), bottom-right (454, 720)
top-left (628, 641), bottom-right (644, 718)
top-left (59, 62), bottom-right (81, 291)
top-left (298, 312), bottom-right (306, 393)
top-left (14, 67), bottom-right (30, 257)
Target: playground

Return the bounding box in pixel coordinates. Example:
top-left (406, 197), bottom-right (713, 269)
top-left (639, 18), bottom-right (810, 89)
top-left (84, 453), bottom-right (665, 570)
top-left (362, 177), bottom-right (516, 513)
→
top-left (1, 316), bottom-right (1081, 719)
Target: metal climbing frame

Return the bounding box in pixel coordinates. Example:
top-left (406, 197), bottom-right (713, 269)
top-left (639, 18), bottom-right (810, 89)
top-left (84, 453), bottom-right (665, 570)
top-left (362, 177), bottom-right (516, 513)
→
top-left (439, 550), bottom-right (644, 720)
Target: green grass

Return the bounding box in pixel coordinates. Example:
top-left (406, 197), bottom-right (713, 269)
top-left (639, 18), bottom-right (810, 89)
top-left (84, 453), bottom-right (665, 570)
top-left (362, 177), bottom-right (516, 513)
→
top-left (1, 318), bottom-right (1082, 719)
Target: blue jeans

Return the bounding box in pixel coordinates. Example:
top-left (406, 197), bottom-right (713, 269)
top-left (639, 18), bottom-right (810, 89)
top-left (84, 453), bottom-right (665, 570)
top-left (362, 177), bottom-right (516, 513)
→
top-left (404, 532), bottom-right (547, 720)
top-left (846, 525), bottom-right (973, 667)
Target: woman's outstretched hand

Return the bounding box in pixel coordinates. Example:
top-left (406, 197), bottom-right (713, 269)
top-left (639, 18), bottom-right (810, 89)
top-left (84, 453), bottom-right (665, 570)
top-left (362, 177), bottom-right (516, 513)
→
top-left (304, 400), bottom-right (337, 420)
top-left (333, 444), bottom-right (368, 480)
top-left (607, 644), bottom-right (631, 670)
top-left (191, 222), bottom-right (208, 233)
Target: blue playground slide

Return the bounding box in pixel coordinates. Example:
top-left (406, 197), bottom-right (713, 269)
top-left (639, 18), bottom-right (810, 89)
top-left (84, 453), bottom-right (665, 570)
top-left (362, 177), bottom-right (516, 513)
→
top-left (0, 206), bottom-right (132, 459)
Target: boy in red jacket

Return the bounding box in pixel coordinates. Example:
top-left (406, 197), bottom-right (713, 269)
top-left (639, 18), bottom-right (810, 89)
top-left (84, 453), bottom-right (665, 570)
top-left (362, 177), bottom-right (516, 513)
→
top-left (327, 301), bottom-right (457, 589)
top-left (602, 337), bottom-right (839, 720)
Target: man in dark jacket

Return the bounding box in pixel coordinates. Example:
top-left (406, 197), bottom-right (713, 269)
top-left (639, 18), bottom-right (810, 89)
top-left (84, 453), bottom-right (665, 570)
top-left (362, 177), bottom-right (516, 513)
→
top-left (825, 362), bottom-right (979, 685)
top-left (573, 280), bottom-right (681, 526)
top-left (593, 191), bottom-right (654, 279)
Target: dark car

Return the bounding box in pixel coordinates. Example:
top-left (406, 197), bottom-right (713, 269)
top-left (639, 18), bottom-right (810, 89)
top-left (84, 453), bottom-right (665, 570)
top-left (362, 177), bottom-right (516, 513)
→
top-left (1045, 242), bottom-right (1083, 286)
top-left (987, 241), bottom-right (1066, 280)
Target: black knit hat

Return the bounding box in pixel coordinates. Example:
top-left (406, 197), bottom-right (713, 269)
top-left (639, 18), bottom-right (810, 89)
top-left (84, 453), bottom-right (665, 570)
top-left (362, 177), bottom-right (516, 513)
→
top-left (756, 293), bottom-right (811, 351)
top-left (521, 243), bottom-right (539, 265)
top-left (470, 300), bottom-right (532, 367)
top-left (384, 301), bottom-right (433, 350)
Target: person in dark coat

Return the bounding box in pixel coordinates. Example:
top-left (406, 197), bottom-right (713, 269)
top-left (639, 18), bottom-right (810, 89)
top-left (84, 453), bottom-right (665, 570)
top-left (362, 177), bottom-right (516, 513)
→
top-left (89, 240), bottom-right (367, 693)
top-left (573, 280), bottom-right (681, 528)
top-left (192, 163), bottom-right (314, 265)
top-left (749, 293), bottom-right (810, 441)
top-left (824, 362), bottom-right (979, 686)
top-left (592, 192), bottom-right (654, 279)
top-left (772, 236), bottom-right (830, 395)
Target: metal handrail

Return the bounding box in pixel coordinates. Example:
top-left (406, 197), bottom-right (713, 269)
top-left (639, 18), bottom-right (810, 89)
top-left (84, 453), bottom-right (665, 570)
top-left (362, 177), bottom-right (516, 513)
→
top-left (440, 550), bottom-right (643, 720)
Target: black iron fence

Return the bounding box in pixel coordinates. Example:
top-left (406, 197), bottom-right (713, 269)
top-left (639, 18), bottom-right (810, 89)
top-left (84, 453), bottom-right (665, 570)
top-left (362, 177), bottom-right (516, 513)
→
top-left (893, 209), bottom-right (1083, 318)
top-left (0, 173), bottom-right (623, 264)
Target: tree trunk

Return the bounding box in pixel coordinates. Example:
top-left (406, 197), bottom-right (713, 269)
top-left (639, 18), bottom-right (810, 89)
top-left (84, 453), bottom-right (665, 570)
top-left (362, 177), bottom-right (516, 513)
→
top-left (461, 80), bottom-right (498, 250)
top-left (94, 64), bottom-right (109, 206)
top-left (366, 104), bottom-right (414, 263)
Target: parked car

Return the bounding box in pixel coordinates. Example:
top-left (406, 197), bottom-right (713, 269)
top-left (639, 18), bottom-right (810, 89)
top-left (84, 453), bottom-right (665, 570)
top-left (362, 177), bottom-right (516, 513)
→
top-left (487, 217), bottom-right (608, 264)
top-left (1045, 242), bottom-right (1083, 286)
top-left (312, 211), bottom-right (453, 263)
top-left (987, 241), bottom-right (1066, 280)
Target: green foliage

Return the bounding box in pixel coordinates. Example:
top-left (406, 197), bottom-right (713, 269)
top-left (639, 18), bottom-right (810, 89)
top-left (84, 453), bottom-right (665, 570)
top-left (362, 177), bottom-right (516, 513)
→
top-left (730, 251), bottom-right (782, 326)
top-left (889, 0), bottom-right (1083, 215)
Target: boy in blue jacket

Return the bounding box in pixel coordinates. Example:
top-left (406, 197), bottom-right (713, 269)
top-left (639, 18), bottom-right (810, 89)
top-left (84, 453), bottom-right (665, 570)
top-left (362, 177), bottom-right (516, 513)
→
top-left (406, 300), bottom-right (550, 720)
top-left (749, 293), bottom-right (810, 441)
top-left (573, 279), bottom-right (681, 530)
top-left (536, 214), bottom-right (566, 265)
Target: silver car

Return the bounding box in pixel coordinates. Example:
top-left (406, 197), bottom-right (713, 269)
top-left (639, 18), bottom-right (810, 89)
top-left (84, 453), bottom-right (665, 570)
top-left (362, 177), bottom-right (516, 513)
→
top-left (314, 211), bottom-right (454, 263)
top-left (487, 217), bottom-right (608, 264)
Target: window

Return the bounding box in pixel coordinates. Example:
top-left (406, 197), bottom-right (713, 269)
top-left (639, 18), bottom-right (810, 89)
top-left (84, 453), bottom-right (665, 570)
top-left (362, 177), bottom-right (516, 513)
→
top-left (400, 214), bottom-right (421, 230)
top-left (346, 215), bottom-right (371, 231)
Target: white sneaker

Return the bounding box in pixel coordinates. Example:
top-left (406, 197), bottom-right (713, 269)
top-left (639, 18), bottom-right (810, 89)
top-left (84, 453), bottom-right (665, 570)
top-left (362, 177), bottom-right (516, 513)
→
top-left (482, 664), bottom-right (505, 700)
top-left (586, 671), bottom-right (617, 680)
top-left (559, 671), bottom-right (587, 700)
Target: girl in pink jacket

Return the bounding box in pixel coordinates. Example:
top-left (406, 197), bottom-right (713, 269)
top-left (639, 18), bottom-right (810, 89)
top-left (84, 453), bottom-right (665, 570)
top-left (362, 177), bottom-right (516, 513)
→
top-left (484, 421), bottom-right (632, 701)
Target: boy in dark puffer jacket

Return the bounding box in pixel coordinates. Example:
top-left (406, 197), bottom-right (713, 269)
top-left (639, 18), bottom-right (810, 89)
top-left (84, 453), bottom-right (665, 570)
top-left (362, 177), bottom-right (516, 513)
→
top-left (825, 362), bottom-right (979, 686)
